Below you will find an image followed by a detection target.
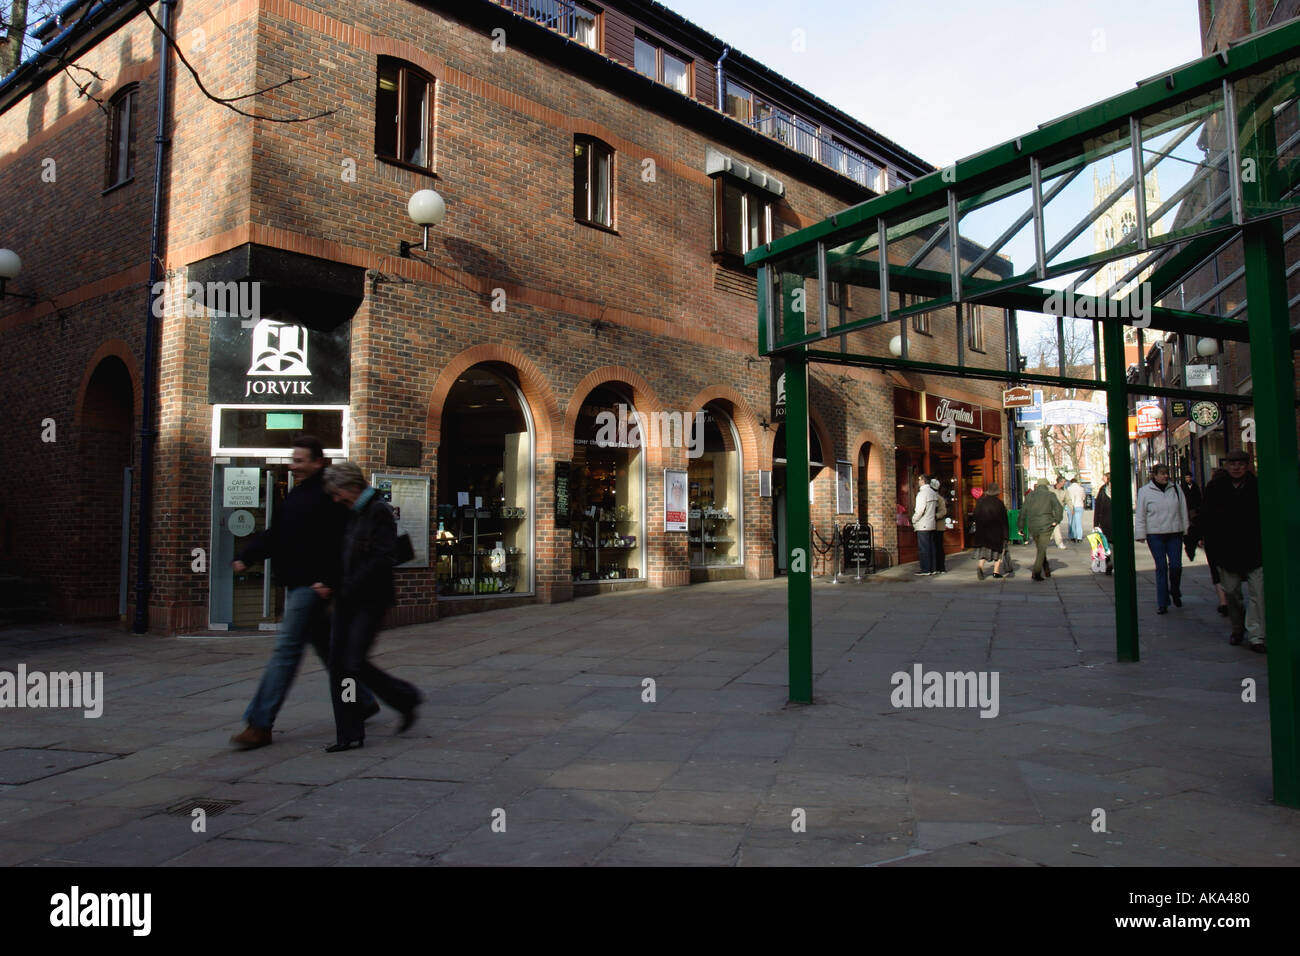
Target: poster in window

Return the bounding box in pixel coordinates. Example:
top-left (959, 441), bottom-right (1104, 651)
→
top-left (836, 460), bottom-right (853, 515)
top-left (664, 468), bottom-right (688, 532)
top-left (372, 474), bottom-right (429, 567)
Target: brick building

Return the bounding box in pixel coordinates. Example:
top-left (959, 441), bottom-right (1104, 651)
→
top-left (0, 0), bottom-right (1011, 633)
top-left (1161, 0), bottom-right (1300, 481)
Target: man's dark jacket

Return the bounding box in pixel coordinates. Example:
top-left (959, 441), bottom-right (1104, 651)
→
top-left (339, 492), bottom-right (397, 609)
top-left (235, 471), bottom-right (346, 588)
top-left (1200, 471), bottom-right (1262, 573)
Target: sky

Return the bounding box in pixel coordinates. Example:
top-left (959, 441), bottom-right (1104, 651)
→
top-left (662, 0), bottom-right (1205, 168)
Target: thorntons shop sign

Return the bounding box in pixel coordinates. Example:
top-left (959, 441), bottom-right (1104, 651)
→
top-left (926, 395), bottom-right (978, 428)
top-left (209, 316), bottom-right (350, 405)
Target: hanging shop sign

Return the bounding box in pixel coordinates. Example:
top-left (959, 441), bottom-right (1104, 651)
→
top-left (1190, 401), bottom-right (1222, 428)
top-left (664, 469), bottom-right (688, 532)
top-left (1003, 386), bottom-right (1034, 408)
top-left (1185, 364), bottom-right (1218, 387)
top-left (1170, 400), bottom-right (1189, 418)
top-left (209, 314), bottom-right (350, 404)
top-left (1135, 401), bottom-right (1164, 435)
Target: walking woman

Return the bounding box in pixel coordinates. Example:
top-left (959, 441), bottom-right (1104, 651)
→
top-left (1134, 463), bottom-right (1189, 615)
top-left (972, 484), bottom-right (1010, 579)
top-left (316, 462), bottom-right (422, 751)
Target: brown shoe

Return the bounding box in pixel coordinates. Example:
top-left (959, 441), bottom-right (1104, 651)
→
top-left (230, 725), bottom-right (272, 749)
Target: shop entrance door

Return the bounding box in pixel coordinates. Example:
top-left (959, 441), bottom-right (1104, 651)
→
top-left (209, 460), bottom-right (291, 629)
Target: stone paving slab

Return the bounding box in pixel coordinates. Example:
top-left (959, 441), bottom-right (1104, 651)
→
top-left (1, 538), bottom-right (1297, 866)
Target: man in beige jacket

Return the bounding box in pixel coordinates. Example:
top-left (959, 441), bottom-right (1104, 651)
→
top-left (1051, 476), bottom-right (1070, 549)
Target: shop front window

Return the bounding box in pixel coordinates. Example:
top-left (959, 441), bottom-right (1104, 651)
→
top-left (688, 405), bottom-right (742, 568)
top-left (571, 386), bottom-right (644, 582)
top-left (435, 365), bottom-right (533, 596)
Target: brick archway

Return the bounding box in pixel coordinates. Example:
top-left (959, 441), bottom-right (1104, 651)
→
top-left (684, 385), bottom-right (762, 470)
top-left (850, 428), bottom-right (888, 486)
top-left (425, 344), bottom-right (560, 454)
top-left (73, 340), bottom-right (142, 426)
top-left (559, 366), bottom-right (665, 461)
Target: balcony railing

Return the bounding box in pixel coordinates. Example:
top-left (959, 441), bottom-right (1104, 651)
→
top-left (738, 110), bottom-right (887, 192)
top-left (497, 0), bottom-right (592, 43)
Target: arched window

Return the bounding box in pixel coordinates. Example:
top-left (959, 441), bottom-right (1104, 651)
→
top-left (688, 404), bottom-right (742, 568)
top-left (571, 385), bottom-right (645, 582)
top-left (435, 365), bottom-right (533, 595)
top-left (1120, 210), bottom-right (1136, 238)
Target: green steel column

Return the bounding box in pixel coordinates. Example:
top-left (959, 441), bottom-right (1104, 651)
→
top-left (784, 346), bottom-right (813, 702)
top-left (1242, 216), bottom-right (1300, 807)
top-left (1102, 317), bottom-right (1139, 662)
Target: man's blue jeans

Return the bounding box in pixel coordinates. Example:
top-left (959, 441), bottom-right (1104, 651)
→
top-left (916, 529), bottom-right (935, 573)
top-left (1146, 533), bottom-right (1183, 610)
top-left (243, 585), bottom-right (374, 730)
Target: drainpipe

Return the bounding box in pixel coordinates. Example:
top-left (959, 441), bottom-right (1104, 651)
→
top-left (133, 0), bottom-right (176, 633)
top-left (715, 45), bottom-right (729, 111)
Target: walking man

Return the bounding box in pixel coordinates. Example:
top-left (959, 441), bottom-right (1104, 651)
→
top-left (230, 436), bottom-right (376, 749)
top-left (1134, 463), bottom-right (1189, 615)
top-left (1067, 478), bottom-right (1086, 541)
top-left (1200, 450), bottom-right (1265, 653)
top-left (1019, 479), bottom-right (1063, 581)
top-left (1051, 476), bottom-right (1070, 549)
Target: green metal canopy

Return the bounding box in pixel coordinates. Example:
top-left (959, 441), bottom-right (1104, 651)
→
top-left (747, 19), bottom-right (1300, 806)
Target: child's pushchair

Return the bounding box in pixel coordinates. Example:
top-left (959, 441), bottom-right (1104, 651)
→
top-left (1087, 529), bottom-right (1112, 574)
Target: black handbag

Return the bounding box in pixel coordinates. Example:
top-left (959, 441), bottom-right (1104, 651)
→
top-left (394, 532), bottom-right (415, 565)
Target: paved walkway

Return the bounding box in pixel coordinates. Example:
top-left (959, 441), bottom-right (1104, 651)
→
top-left (0, 538), bottom-right (1293, 866)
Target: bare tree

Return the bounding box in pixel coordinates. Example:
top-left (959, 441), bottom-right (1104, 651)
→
top-left (1024, 317), bottom-right (1103, 479)
top-left (3, 0), bottom-right (335, 122)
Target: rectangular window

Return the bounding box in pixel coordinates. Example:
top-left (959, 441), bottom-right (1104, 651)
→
top-left (911, 307), bottom-right (931, 335)
top-left (376, 58), bottom-right (433, 169)
top-left (725, 80), bottom-right (752, 124)
top-left (714, 178), bottom-right (771, 259)
top-left (967, 303), bottom-right (986, 351)
top-left (634, 35), bottom-right (691, 94)
top-left (634, 37), bottom-right (657, 78)
top-left (571, 5), bottom-right (598, 49)
top-left (574, 136), bottom-right (613, 229)
top-left (106, 86), bottom-right (138, 188)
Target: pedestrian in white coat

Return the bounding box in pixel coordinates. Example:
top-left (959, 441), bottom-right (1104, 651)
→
top-left (1135, 463), bottom-right (1189, 614)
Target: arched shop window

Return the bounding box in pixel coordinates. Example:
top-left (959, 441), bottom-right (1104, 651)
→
top-left (570, 386), bottom-right (645, 582)
top-left (689, 404), bottom-right (743, 568)
top-left (435, 365), bottom-right (533, 596)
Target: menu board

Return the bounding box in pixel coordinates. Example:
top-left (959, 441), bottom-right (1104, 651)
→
top-left (554, 461), bottom-right (571, 530)
top-left (373, 474), bottom-right (430, 568)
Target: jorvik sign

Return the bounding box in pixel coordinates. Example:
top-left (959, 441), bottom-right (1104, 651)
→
top-left (209, 315), bottom-right (350, 405)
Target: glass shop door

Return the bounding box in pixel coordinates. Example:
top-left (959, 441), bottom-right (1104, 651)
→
top-left (209, 460), bottom-right (291, 629)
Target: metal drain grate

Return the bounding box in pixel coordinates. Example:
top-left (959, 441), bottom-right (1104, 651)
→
top-left (166, 797), bottom-right (242, 817)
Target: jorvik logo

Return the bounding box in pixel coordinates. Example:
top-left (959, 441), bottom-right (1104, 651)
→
top-left (151, 279), bottom-right (263, 321)
top-left (244, 319), bottom-right (312, 399)
top-left (1044, 282), bottom-right (1151, 328)
top-left (594, 405), bottom-right (704, 458)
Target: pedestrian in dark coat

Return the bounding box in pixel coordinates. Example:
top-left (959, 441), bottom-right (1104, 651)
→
top-left (318, 461), bottom-right (422, 751)
top-left (972, 484), bottom-right (1009, 580)
top-left (1181, 473), bottom-right (1204, 560)
top-left (1200, 451), bottom-right (1265, 651)
top-left (229, 436), bottom-right (376, 750)
top-left (1093, 473), bottom-right (1112, 539)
